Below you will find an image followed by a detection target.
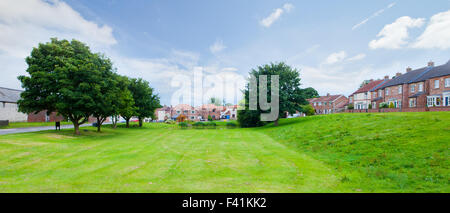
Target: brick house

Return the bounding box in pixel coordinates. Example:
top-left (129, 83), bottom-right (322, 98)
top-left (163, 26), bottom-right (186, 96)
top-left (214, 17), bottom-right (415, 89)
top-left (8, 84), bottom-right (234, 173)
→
top-left (349, 79), bottom-right (388, 110)
top-left (172, 104), bottom-right (198, 121)
top-left (27, 110), bottom-right (65, 122)
top-left (196, 104), bottom-right (225, 120)
top-left (370, 76), bottom-right (391, 109)
top-left (373, 60), bottom-right (450, 110)
top-left (308, 93), bottom-right (348, 114)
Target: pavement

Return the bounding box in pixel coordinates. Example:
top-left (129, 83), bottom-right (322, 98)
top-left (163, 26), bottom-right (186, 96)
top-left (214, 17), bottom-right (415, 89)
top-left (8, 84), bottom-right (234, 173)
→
top-left (0, 123), bottom-right (93, 135)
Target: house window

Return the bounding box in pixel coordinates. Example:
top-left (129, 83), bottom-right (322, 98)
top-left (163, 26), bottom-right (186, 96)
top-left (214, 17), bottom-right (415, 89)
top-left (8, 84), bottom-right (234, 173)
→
top-left (409, 98), bottom-right (416, 107)
top-left (434, 80), bottom-right (439, 89)
top-left (386, 89), bottom-right (389, 96)
top-left (45, 114), bottom-right (50, 122)
top-left (418, 83), bottom-right (423, 92)
top-left (190, 116), bottom-right (195, 120)
top-left (445, 78), bottom-right (450, 87)
top-left (427, 96), bottom-right (441, 107)
top-left (378, 90), bottom-right (382, 97)
top-left (444, 94), bottom-right (450, 106)
top-left (364, 92), bottom-right (368, 99)
top-left (318, 102), bottom-right (322, 106)
top-left (398, 86), bottom-right (402, 94)
top-left (176, 110), bottom-right (180, 114)
top-left (191, 110), bottom-right (195, 114)
top-left (410, 85), bottom-right (415, 93)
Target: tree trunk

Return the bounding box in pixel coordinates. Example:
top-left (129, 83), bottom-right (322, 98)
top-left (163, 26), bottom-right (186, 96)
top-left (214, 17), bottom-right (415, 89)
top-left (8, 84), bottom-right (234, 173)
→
top-left (126, 119), bottom-right (130, 128)
top-left (96, 117), bottom-right (101, 132)
top-left (74, 122), bottom-right (80, 135)
top-left (274, 119), bottom-right (279, 126)
top-left (139, 118), bottom-right (143, 127)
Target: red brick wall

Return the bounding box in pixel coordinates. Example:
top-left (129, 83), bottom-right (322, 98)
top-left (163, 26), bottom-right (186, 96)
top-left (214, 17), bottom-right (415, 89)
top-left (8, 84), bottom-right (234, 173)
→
top-left (27, 111), bottom-right (64, 122)
top-left (429, 75), bottom-right (450, 95)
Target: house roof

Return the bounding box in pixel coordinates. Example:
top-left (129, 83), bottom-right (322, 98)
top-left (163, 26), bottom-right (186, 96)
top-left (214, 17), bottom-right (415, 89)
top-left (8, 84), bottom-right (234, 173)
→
top-left (370, 79), bottom-right (390, 92)
top-left (0, 87), bottom-right (23, 103)
top-left (372, 97), bottom-right (382, 102)
top-left (409, 61), bottom-right (450, 83)
top-left (351, 79), bottom-right (385, 95)
top-left (308, 95), bottom-right (343, 103)
top-left (379, 66), bottom-right (431, 89)
top-left (409, 91), bottom-right (425, 98)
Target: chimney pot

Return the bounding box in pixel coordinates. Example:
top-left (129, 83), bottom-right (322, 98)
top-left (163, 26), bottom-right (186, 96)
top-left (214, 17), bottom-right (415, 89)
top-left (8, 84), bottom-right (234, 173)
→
top-left (396, 72), bottom-right (402, 77)
top-left (428, 61), bottom-right (434, 67)
top-left (384, 75), bottom-right (389, 80)
top-left (406, 67), bottom-right (412, 72)
top-left (327, 93), bottom-right (330, 96)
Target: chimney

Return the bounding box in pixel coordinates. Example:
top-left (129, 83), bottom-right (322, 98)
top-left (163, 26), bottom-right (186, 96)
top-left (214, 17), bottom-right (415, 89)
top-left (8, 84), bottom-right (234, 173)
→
top-left (327, 93), bottom-right (330, 97)
top-left (384, 75), bottom-right (389, 80)
top-left (396, 72), bottom-right (402, 77)
top-left (428, 61), bottom-right (434, 67)
top-left (369, 79), bottom-right (373, 82)
top-left (406, 67), bottom-right (412, 72)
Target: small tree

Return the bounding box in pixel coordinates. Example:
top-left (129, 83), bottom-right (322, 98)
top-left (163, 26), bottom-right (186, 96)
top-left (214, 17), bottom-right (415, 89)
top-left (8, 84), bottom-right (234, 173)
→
top-left (347, 103), bottom-right (354, 110)
top-left (389, 102), bottom-right (395, 108)
top-left (207, 115), bottom-right (213, 121)
top-left (368, 104), bottom-right (372, 109)
top-left (128, 78), bottom-right (161, 127)
top-left (177, 114), bottom-right (187, 122)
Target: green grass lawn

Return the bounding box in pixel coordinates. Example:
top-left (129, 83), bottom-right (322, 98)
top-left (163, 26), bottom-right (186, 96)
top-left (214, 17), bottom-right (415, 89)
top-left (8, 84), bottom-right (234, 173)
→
top-left (0, 121), bottom-right (72, 129)
top-left (0, 112), bottom-right (448, 192)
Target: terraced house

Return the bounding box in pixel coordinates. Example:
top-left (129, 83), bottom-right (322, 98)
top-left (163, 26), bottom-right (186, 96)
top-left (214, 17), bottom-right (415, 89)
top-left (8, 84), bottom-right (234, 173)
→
top-left (348, 78), bottom-right (389, 110)
top-left (308, 93), bottom-right (348, 114)
top-left (374, 60), bottom-right (450, 111)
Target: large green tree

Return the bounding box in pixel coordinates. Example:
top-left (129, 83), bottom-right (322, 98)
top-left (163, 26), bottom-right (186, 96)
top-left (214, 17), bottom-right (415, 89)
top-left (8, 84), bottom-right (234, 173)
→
top-left (127, 78), bottom-right (161, 127)
top-left (238, 62), bottom-right (308, 127)
top-left (112, 75), bottom-right (136, 128)
top-left (18, 38), bottom-right (104, 135)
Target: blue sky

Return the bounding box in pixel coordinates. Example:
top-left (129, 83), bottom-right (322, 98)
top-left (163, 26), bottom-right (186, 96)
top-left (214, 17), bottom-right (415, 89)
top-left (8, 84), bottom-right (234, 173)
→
top-left (1, 0), bottom-right (450, 105)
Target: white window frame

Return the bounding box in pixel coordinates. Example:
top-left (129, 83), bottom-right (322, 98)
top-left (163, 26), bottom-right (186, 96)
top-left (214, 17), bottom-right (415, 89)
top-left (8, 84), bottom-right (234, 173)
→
top-left (418, 83), bottom-right (423, 92)
top-left (427, 96), bottom-right (441, 107)
top-left (409, 98), bottom-right (416, 107)
top-left (445, 78), bottom-right (450, 87)
top-left (434, 80), bottom-right (439, 89)
top-left (378, 90), bottom-right (382, 97)
top-left (398, 86), bottom-right (402, 94)
top-left (386, 89), bottom-right (389, 96)
top-left (410, 85), bottom-right (415, 93)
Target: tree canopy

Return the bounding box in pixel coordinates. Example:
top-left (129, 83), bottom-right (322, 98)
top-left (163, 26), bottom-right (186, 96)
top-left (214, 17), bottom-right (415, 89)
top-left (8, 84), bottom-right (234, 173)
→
top-left (238, 62), bottom-right (311, 127)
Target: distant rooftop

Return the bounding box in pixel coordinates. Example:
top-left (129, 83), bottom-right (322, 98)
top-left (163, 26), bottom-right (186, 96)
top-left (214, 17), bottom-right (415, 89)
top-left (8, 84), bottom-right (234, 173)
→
top-left (0, 87), bottom-right (23, 103)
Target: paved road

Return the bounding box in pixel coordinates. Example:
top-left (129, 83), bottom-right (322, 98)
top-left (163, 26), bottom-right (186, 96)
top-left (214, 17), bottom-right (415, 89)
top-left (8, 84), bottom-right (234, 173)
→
top-left (0, 124), bottom-right (93, 135)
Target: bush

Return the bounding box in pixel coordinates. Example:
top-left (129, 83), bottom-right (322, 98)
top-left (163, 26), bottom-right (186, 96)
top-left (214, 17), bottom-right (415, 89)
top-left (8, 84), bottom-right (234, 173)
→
top-left (179, 122), bottom-right (188, 129)
top-left (226, 122), bottom-right (237, 129)
top-left (347, 103), bottom-right (354, 110)
top-left (237, 109), bottom-right (265, 128)
top-left (301, 104), bottom-right (315, 116)
top-left (165, 119), bottom-right (175, 124)
top-left (368, 104), bottom-right (372, 109)
top-left (206, 122), bottom-right (216, 129)
top-left (207, 115), bottom-right (213, 121)
top-left (193, 122), bottom-right (205, 129)
top-left (92, 122), bottom-right (98, 127)
top-left (379, 103), bottom-right (388, 109)
top-left (177, 114), bottom-right (187, 122)
top-left (388, 102), bottom-right (395, 108)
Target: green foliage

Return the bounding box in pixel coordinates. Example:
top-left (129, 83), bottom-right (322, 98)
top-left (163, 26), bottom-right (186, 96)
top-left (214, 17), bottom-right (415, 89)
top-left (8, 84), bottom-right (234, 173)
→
top-left (128, 78), bottom-right (161, 127)
top-left (238, 62), bottom-right (309, 127)
top-left (300, 87), bottom-right (319, 99)
top-left (301, 104), bottom-right (315, 116)
top-left (347, 103), bottom-right (354, 110)
top-left (208, 97), bottom-right (223, 106)
top-left (389, 102), bottom-right (395, 108)
top-left (206, 122), bottom-right (216, 129)
top-left (17, 38), bottom-right (106, 134)
top-left (193, 122), bottom-right (206, 129)
top-left (368, 104), bottom-right (372, 109)
top-left (179, 122), bottom-right (188, 129)
top-left (207, 115), bottom-right (213, 121)
top-left (379, 103), bottom-right (388, 109)
top-left (226, 122), bottom-right (237, 129)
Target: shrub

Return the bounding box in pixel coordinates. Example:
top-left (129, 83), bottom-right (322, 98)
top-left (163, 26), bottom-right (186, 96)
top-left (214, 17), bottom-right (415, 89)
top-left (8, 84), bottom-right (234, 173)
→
top-left (207, 115), bottom-right (213, 121)
top-left (179, 122), bottom-right (188, 129)
top-left (368, 104), bottom-right (372, 109)
top-left (379, 103), bottom-right (388, 109)
top-left (206, 122), bottom-right (216, 129)
top-left (193, 122), bottom-right (205, 129)
top-left (347, 103), bottom-right (354, 110)
top-left (237, 109), bottom-right (265, 128)
top-left (301, 104), bottom-right (315, 116)
top-left (388, 102), bottom-right (395, 108)
top-left (226, 122), bottom-right (237, 129)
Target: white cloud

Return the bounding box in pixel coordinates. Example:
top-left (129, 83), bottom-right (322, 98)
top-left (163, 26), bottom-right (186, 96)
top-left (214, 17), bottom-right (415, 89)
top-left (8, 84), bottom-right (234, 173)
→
top-left (260, 3), bottom-right (294, 28)
top-left (369, 16), bottom-right (425, 49)
top-left (324, 51), bottom-right (347, 64)
top-left (209, 39), bottom-right (226, 54)
top-left (347, 53), bottom-right (366, 62)
top-left (352, 2), bottom-right (396, 30)
top-left (411, 10), bottom-right (450, 49)
top-left (0, 0), bottom-right (117, 89)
